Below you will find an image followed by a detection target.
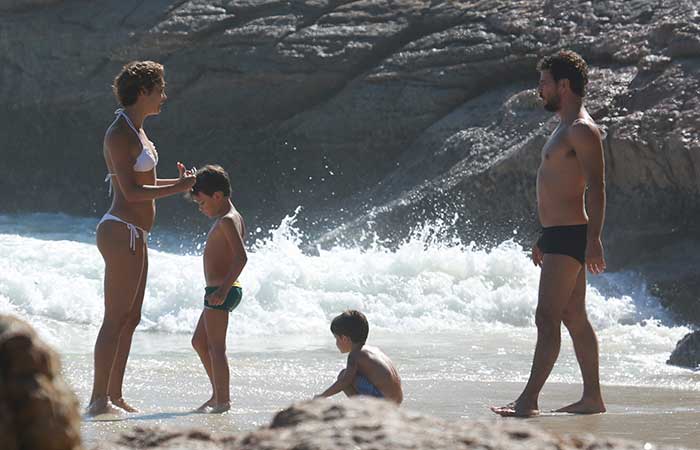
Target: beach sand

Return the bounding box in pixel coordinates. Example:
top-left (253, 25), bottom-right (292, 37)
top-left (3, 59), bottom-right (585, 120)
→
top-left (79, 378), bottom-right (700, 448)
top-left (70, 339), bottom-right (700, 449)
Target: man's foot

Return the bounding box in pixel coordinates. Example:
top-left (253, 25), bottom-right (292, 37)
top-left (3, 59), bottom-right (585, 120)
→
top-left (110, 397), bottom-right (139, 413)
top-left (490, 401), bottom-right (540, 418)
top-left (194, 397), bottom-right (216, 413)
top-left (85, 398), bottom-right (122, 417)
top-left (208, 402), bottom-right (231, 414)
top-left (555, 398), bottom-right (606, 414)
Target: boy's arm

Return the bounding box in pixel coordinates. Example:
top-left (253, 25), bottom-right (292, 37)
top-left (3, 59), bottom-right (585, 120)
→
top-left (316, 353), bottom-right (358, 398)
top-left (204, 216), bottom-right (248, 306)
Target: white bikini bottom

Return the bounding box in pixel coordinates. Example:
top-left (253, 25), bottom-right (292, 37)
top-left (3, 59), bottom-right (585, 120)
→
top-left (97, 213), bottom-right (148, 252)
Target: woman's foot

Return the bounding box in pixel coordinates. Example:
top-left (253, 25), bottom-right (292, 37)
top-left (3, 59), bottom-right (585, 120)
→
top-left (109, 396), bottom-right (139, 413)
top-left (85, 398), bottom-right (122, 417)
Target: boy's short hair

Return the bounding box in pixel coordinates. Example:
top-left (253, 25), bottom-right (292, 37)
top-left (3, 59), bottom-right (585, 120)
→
top-left (537, 50), bottom-right (589, 97)
top-left (191, 165), bottom-right (231, 197)
top-left (113, 61), bottom-right (164, 107)
top-left (330, 310), bottom-right (369, 345)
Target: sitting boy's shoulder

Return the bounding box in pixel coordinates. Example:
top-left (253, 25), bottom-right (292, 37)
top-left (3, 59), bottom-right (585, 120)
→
top-left (352, 345), bottom-right (383, 360)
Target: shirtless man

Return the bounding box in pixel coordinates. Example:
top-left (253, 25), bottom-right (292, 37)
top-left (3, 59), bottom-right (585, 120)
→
top-left (316, 310), bottom-right (403, 404)
top-left (492, 50), bottom-right (606, 417)
top-left (189, 165), bottom-right (248, 414)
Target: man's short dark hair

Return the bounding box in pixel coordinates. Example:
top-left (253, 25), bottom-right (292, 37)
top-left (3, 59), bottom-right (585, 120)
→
top-left (537, 50), bottom-right (589, 97)
top-left (191, 165), bottom-right (231, 197)
top-left (330, 310), bottom-right (369, 345)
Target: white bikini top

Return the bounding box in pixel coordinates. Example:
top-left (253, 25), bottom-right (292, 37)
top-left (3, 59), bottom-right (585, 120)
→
top-left (116, 109), bottom-right (159, 172)
top-left (105, 109), bottom-right (159, 196)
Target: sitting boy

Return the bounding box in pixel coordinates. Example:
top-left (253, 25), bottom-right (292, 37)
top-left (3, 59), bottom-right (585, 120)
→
top-left (316, 310), bottom-right (403, 404)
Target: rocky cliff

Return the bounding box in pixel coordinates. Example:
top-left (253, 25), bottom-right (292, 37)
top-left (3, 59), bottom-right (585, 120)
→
top-left (1, 1), bottom-right (699, 319)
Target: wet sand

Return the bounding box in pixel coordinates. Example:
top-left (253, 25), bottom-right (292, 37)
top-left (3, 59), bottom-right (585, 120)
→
top-left (80, 376), bottom-right (700, 449)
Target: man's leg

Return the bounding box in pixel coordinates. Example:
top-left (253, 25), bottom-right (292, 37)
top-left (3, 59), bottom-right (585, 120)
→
top-left (557, 269), bottom-right (606, 413)
top-left (204, 308), bottom-right (230, 413)
top-left (492, 254), bottom-right (582, 417)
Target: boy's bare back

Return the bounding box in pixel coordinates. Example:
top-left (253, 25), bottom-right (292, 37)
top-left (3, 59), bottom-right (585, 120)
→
top-left (350, 345), bottom-right (403, 404)
top-left (203, 207), bottom-right (246, 286)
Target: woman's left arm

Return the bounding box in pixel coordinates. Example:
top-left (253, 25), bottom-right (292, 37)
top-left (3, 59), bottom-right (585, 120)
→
top-left (157, 162), bottom-right (195, 186)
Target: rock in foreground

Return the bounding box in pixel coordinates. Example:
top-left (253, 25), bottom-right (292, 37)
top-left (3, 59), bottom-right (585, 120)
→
top-left (0, 314), bottom-right (83, 450)
top-left (100, 397), bottom-right (676, 450)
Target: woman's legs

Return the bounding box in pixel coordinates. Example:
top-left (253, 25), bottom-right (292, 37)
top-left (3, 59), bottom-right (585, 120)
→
top-left (107, 246), bottom-right (148, 412)
top-left (87, 221), bottom-right (146, 416)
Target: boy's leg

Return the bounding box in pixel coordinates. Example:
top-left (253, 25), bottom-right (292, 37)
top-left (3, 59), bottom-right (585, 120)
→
top-left (192, 311), bottom-right (215, 410)
top-left (108, 247), bottom-right (148, 413)
top-left (203, 308), bottom-right (230, 412)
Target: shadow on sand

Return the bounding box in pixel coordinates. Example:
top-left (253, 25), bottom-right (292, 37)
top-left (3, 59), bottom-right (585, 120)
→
top-left (83, 410), bottom-right (203, 423)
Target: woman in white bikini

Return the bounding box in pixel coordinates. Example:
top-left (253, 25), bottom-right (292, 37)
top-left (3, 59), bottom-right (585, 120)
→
top-left (87, 61), bottom-right (195, 417)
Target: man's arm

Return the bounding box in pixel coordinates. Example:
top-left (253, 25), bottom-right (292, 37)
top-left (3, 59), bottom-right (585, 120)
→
top-left (317, 353), bottom-right (359, 398)
top-left (204, 216), bottom-right (248, 305)
top-left (572, 120), bottom-right (606, 274)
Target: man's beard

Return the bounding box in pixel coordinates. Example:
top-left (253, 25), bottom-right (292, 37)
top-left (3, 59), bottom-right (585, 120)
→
top-left (542, 94), bottom-right (560, 112)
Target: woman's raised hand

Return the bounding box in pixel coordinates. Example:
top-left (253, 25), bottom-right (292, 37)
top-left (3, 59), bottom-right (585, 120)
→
top-left (178, 162), bottom-right (197, 178)
top-left (177, 162), bottom-right (196, 191)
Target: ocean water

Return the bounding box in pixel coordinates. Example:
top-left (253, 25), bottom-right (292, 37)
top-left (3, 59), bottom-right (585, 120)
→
top-left (0, 213), bottom-right (698, 448)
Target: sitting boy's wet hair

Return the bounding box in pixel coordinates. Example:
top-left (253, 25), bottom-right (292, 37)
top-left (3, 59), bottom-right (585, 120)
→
top-left (191, 165), bottom-right (231, 197)
top-left (330, 310), bottom-right (369, 345)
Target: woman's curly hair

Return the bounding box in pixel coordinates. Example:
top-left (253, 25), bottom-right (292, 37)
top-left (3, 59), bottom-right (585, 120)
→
top-left (112, 61), bottom-right (164, 107)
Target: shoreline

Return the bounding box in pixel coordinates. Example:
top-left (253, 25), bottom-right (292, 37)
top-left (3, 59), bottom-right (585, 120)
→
top-left (79, 380), bottom-right (700, 449)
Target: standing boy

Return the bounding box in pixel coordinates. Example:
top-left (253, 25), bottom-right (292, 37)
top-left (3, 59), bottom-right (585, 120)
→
top-left (190, 165), bottom-right (248, 414)
top-left (316, 310), bottom-right (403, 404)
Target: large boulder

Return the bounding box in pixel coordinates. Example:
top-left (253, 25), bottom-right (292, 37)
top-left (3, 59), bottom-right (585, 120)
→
top-left (650, 275), bottom-right (700, 327)
top-left (101, 397), bottom-right (672, 450)
top-left (667, 330), bottom-right (700, 369)
top-left (0, 0), bottom-right (697, 245)
top-left (0, 314), bottom-right (83, 450)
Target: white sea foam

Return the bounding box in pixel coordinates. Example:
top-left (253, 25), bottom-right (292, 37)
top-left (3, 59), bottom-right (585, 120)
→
top-left (0, 213), bottom-right (681, 337)
top-left (0, 213), bottom-right (693, 390)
